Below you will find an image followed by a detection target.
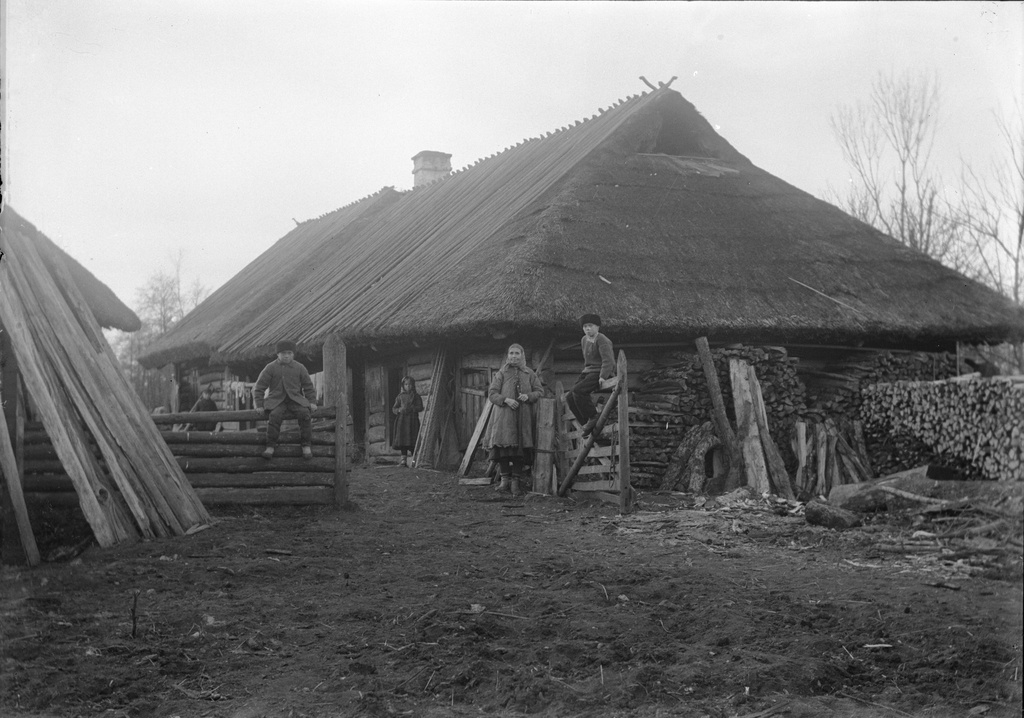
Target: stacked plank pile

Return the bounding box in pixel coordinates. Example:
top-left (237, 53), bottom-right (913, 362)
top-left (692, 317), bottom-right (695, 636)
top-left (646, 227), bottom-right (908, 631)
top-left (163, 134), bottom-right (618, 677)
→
top-left (861, 376), bottom-right (1024, 482)
top-left (628, 346), bottom-right (806, 487)
top-left (0, 223), bottom-right (210, 547)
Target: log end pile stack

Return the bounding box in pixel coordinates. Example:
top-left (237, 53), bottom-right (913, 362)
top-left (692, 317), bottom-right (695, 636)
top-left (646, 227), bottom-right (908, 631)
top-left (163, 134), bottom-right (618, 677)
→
top-left (628, 345), bottom-right (807, 488)
top-left (861, 376), bottom-right (1024, 482)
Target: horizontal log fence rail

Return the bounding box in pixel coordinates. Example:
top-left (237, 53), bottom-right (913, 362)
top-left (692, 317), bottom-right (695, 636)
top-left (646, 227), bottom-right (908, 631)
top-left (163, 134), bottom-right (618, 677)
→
top-left (22, 407), bottom-right (349, 507)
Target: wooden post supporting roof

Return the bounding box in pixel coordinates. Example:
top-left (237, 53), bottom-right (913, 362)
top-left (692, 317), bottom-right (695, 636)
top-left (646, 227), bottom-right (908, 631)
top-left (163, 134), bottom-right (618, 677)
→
top-left (0, 384), bottom-right (39, 566)
top-left (323, 334), bottom-right (349, 507)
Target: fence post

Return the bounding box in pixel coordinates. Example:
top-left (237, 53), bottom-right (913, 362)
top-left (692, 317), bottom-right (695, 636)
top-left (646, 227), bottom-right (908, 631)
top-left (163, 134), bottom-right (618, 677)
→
top-left (324, 333), bottom-right (349, 507)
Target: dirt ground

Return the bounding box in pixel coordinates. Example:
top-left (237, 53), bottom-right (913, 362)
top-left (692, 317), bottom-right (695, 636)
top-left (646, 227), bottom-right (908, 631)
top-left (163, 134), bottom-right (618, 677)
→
top-left (2, 466), bottom-right (1022, 718)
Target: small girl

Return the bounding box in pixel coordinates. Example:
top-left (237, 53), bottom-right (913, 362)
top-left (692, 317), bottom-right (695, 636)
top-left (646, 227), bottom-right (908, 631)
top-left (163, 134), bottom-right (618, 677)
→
top-left (391, 376), bottom-right (423, 467)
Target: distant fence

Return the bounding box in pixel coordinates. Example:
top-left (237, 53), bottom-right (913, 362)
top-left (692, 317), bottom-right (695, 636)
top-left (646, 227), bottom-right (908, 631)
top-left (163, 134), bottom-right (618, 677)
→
top-left (22, 408), bottom-right (349, 507)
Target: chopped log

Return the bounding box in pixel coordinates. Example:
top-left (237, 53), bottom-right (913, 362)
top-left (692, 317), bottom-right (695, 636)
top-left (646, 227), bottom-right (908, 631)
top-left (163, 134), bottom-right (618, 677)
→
top-left (695, 337), bottom-right (744, 490)
top-left (729, 359), bottom-right (770, 494)
top-left (804, 499), bottom-right (862, 530)
top-left (684, 430), bottom-right (722, 495)
top-left (660, 421), bottom-right (714, 491)
top-left (792, 422), bottom-right (809, 496)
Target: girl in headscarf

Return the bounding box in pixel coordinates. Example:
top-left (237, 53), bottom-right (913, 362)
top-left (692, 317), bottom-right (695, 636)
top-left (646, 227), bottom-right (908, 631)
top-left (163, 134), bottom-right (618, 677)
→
top-left (391, 376), bottom-right (423, 467)
top-left (484, 344), bottom-right (543, 496)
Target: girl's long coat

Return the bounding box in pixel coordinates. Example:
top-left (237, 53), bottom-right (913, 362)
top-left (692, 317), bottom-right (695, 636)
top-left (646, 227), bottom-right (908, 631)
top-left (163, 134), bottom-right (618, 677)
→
top-left (484, 364), bottom-right (543, 449)
top-left (391, 391), bottom-right (423, 450)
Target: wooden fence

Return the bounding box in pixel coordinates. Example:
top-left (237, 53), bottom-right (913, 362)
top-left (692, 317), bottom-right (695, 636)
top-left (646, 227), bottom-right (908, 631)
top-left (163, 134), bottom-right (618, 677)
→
top-left (22, 408), bottom-right (349, 507)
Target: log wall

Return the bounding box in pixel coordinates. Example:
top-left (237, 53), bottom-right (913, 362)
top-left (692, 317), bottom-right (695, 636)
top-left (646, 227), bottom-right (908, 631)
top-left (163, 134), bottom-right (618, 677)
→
top-left (22, 408), bottom-right (349, 507)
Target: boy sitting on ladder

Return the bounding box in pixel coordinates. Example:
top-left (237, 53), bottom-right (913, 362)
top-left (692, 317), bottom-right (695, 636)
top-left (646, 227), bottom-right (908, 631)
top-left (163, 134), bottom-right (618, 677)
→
top-left (566, 313), bottom-right (615, 438)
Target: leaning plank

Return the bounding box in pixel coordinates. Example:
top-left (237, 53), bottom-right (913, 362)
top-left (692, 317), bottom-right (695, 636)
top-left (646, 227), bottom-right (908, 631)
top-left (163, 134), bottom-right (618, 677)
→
top-left (458, 401), bottom-right (493, 475)
top-left (413, 347), bottom-right (450, 469)
top-left (729, 359), bottom-right (770, 495)
top-left (0, 388), bottom-right (40, 566)
top-left (12, 227), bottom-right (209, 532)
top-left (0, 273), bottom-right (136, 546)
top-left (695, 337), bottom-right (743, 490)
top-left (746, 365), bottom-right (795, 500)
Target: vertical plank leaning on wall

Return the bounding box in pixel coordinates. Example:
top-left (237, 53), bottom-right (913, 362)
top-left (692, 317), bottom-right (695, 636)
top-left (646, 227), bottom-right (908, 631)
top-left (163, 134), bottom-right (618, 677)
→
top-left (324, 333), bottom-right (349, 507)
top-left (413, 347), bottom-right (451, 469)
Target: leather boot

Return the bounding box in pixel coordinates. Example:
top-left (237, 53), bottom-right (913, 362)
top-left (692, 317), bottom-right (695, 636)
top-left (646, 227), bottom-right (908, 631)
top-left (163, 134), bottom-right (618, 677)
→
top-left (494, 475), bottom-right (510, 492)
top-left (509, 477), bottom-right (521, 497)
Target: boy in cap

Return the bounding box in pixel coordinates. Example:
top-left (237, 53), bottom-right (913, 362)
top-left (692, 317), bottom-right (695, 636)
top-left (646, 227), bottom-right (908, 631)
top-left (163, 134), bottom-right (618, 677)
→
top-left (566, 313), bottom-right (615, 437)
top-left (254, 340), bottom-right (317, 459)
top-left (188, 386), bottom-right (219, 432)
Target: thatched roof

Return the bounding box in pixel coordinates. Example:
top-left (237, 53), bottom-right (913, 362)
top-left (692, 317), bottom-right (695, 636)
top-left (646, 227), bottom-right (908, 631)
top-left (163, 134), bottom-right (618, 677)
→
top-left (1, 207), bottom-right (141, 332)
top-left (140, 88), bottom-right (1024, 368)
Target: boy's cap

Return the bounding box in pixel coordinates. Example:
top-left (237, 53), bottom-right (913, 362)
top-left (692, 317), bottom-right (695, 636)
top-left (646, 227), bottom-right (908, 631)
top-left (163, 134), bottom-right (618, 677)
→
top-left (580, 313), bottom-right (601, 328)
top-left (276, 340), bottom-right (297, 353)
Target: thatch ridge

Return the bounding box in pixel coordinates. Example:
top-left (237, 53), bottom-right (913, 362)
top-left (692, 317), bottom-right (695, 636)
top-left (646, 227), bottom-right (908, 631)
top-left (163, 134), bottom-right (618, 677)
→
top-left (1, 207), bottom-right (141, 332)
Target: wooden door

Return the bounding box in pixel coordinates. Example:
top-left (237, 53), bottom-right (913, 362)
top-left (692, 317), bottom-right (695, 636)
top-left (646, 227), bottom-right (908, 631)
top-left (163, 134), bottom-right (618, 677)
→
top-left (457, 367), bottom-right (491, 452)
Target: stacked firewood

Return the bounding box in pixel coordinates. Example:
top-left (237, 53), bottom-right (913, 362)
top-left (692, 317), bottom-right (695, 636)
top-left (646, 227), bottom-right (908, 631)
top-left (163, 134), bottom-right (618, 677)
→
top-left (627, 346), bottom-right (808, 487)
top-left (803, 351), bottom-right (959, 420)
top-left (861, 376), bottom-right (1024, 482)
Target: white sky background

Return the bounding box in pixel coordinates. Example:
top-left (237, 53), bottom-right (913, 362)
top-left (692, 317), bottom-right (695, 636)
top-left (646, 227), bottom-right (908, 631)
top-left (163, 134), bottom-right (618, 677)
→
top-left (3, 1), bottom-right (1022, 313)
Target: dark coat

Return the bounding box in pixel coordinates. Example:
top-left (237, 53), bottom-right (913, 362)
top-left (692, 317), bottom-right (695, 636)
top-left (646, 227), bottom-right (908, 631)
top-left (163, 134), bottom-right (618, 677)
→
top-left (391, 391), bottom-right (423, 450)
top-left (484, 364), bottom-right (543, 449)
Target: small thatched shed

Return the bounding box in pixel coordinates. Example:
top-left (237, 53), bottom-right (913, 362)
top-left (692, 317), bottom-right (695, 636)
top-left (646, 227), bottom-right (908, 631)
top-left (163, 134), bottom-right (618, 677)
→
top-left (139, 87), bottom-right (1024, 469)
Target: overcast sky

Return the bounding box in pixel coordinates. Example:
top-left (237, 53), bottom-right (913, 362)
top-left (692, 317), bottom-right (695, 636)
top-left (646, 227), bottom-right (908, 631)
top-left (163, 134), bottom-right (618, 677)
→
top-left (3, 1), bottom-right (1021, 314)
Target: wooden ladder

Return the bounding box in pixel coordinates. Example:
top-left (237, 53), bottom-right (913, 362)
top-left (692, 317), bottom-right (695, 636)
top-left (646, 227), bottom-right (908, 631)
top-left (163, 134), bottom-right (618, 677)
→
top-left (556, 351), bottom-right (633, 513)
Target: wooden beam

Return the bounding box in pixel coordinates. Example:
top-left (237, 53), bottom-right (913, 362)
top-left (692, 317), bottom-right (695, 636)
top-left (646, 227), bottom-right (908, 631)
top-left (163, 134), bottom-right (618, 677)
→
top-left (729, 358), bottom-right (770, 495)
top-left (532, 397), bottom-right (556, 494)
top-left (0, 385), bottom-right (40, 566)
top-left (457, 401), bottom-right (492, 476)
top-left (151, 407), bottom-right (337, 425)
top-left (695, 337), bottom-right (744, 490)
top-left (1, 331), bottom-right (29, 565)
top-left (746, 364), bottom-right (795, 500)
top-left (324, 333), bottom-right (349, 507)
top-left (616, 352), bottom-right (632, 514)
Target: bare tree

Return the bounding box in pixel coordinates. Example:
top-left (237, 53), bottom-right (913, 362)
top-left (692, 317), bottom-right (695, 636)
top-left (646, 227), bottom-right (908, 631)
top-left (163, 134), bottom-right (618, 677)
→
top-left (828, 71), bottom-right (961, 266)
top-left (109, 251), bottom-right (208, 408)
top-left (949, 104), bottom-right (1024, 371)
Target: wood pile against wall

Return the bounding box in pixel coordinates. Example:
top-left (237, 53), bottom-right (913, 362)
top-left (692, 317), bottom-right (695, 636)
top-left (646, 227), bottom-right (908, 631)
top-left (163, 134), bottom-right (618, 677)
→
top-left (0, 225), bottom-right (210, 546)
top-left (628, 345), bottom-right (806, 487)
top-left (861, 375), bottom-right (1024, 482)
top-left (799, 350), bottom-right (959, 422)
top-left (790, 418), bottom-right (873, 500)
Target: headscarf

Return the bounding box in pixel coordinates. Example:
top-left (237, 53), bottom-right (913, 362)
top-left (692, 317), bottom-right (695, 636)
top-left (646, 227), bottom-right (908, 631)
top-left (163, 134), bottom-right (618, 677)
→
top-left (503, 343), bottom-right (527, 370)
